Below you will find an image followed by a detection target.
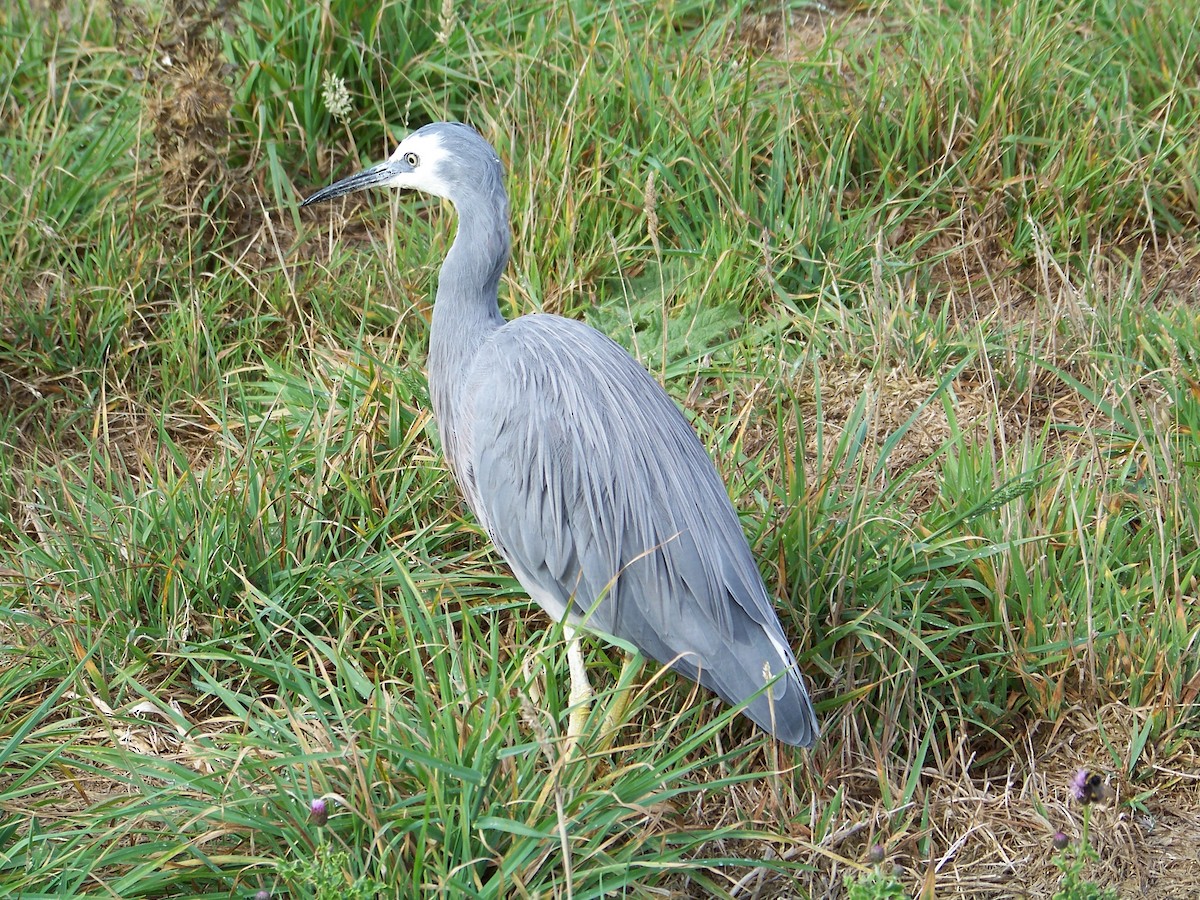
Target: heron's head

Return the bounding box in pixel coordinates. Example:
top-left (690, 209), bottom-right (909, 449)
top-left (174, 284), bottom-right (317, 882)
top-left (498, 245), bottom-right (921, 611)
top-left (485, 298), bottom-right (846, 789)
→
top-left (300, 122), bottom-right (503, 209)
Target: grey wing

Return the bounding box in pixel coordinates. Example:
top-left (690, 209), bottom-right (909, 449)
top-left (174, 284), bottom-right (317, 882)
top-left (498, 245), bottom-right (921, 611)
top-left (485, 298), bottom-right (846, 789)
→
top-left (460, 315), bottom-right (817, 746)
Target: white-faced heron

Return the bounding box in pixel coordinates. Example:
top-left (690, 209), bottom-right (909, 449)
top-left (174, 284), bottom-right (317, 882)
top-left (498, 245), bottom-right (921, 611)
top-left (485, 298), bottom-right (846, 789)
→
top-left (301, 122), bottom-right (819, 748)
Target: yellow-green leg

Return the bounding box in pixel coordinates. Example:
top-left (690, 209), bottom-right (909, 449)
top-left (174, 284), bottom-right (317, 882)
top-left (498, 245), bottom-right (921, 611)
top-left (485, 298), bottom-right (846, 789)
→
top-left (565, 628), bottom-right (592, 749)
top-left (599, 653), bottom-right (643, 748)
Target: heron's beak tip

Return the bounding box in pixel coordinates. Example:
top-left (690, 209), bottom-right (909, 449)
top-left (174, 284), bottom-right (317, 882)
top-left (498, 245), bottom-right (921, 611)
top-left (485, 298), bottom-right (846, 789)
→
top-left (298, 160), bottom-right (399, 210)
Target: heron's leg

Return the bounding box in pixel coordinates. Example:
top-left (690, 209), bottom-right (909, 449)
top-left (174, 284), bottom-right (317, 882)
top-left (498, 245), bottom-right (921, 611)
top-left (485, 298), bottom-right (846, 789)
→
top-left (564, 627), bottom-right (592, 744)
top-left (599, 652), bottom-right (643, 746)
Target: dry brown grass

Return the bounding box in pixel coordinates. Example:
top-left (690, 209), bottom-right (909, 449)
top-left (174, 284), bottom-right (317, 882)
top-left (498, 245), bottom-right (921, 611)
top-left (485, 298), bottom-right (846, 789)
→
top-left (636, 707), bottom-right (1200, 898)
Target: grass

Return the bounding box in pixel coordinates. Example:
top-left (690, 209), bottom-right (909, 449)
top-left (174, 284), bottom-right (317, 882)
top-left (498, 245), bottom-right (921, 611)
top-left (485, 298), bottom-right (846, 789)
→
top-left (2, 0), bottom-right (1199, 895)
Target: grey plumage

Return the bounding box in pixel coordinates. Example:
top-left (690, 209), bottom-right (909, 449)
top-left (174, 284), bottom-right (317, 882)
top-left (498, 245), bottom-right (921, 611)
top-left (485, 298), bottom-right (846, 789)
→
top-left (302, 121), bottom-right (819, 747)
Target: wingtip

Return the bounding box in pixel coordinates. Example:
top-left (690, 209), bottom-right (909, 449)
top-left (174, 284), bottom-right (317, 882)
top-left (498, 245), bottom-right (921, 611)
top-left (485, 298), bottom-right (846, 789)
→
top-left (768, 702), bottom-right (820, 748)
top-left (749, 675), bottom-right (820, 748)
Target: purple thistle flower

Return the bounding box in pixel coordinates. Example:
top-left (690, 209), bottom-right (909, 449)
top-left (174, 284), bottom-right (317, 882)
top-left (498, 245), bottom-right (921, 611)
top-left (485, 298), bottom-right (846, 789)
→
top-left (1052, 831), bottom-right (1069, 850)
top-left (866, 843), bottom-right (885, 864)
top-left (1071, 769), bottom-right (1110, 805)
top-left (254, 891), bottom-right (270, 900)
top-left (310, 797), bottom-right (329, 826)
top-left (1071, 769), bottom-right (1091, 802)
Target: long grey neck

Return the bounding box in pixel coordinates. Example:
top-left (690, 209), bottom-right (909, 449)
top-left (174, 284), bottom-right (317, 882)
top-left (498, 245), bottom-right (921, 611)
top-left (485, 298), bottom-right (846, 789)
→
top-left (427, 191), bottom-right (510, 449)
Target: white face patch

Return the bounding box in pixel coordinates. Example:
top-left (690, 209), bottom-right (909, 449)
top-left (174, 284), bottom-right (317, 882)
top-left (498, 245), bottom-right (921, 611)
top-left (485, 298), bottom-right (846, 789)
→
top-left (385, 131), bottom-right (454, 198)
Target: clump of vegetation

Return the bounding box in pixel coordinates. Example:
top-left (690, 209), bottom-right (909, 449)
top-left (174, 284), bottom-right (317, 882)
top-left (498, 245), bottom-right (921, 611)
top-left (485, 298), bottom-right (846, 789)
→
top-left (137, 0), bottom-right (236, 226)
top-left (1050, 770), bottom-right (1120, 900)
top-left (845, 845), bottom-right (908, 899)
top-left (272, 798), bottom-right (386, 900)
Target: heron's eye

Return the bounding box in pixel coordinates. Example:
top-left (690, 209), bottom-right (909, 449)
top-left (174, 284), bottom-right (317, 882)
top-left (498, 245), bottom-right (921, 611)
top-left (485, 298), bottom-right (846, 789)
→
top-left (403, 151), bottom-right (419, 167)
